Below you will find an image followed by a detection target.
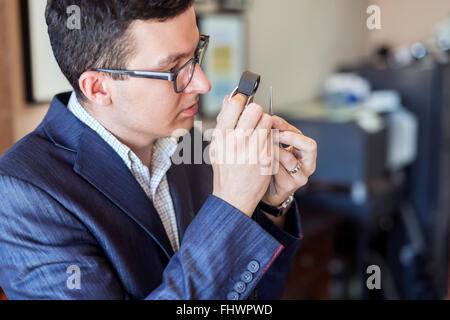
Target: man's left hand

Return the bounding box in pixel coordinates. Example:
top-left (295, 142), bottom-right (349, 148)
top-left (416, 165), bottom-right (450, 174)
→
top-left (261, 115), bottom-right (317, 207)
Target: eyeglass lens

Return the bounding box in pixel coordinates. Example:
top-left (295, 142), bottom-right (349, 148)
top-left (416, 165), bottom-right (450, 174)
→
top-left (175, 38), bottom-right (208, 93)
top-left (176, 60), bottom-right (196, 93)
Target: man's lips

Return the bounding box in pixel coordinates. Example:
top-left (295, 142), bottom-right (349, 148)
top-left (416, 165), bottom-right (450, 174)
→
top-left (181, 100), bottom-right (200, 116)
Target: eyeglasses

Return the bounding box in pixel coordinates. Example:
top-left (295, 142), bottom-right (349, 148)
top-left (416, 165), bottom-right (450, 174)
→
top-left (90, 34), bottom-right (209, 93)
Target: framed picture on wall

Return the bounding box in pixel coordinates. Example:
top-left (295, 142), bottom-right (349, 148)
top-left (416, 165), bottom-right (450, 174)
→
top-left (198, 13), bottom-right (246, 118)
top-left (21, 0), bottom-right (72, 104)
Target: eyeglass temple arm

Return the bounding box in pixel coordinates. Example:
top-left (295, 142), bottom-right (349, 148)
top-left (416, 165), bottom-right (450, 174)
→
top-left (90, 68), bottom-right (174, 81)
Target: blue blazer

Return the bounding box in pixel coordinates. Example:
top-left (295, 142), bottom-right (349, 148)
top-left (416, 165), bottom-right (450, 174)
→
top-left (0, 92), bottom-right (302, 300)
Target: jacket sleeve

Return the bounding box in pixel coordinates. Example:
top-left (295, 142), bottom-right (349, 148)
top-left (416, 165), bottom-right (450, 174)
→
top-left (0, 175), bottom-right (125, 299)
top-left (253, 202), bottom-right (303, 299)
top-left (0, 175), bottom-right (286, 300)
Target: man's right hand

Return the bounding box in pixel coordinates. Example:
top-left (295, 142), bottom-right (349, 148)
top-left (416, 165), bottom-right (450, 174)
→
top-left (210, 93), bottom-right (274, 218)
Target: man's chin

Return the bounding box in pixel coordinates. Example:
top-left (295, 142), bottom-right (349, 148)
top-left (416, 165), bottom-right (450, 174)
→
top-left (168, 117), bottom-right (196, 138)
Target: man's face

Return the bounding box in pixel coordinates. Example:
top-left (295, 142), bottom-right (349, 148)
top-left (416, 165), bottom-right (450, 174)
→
top-left (106, 7), bottom-right (211, 140)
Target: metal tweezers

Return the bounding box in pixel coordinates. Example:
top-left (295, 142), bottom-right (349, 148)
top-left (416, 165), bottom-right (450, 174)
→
top-left (269, 86), bottom-right (277, 196)
top-left (269, 86), bottom-right (274, 117)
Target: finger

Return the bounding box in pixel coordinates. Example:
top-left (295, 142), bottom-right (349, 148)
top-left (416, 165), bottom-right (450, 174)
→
top-left (216, 95), bottom-right (229, 122)
top-left (279, 131), bottom-right (317, 155)
top-left (279, 132), bottom-right (317, 176)
top-left (236, 103), bottom-right (264, 131)
top-left (272, 116), bottom-right (303, 135)
top-left (278, 147), bottom-right (300, 175)
top-left (255, 113), bottom-right (273, 132)
top-left (271, 166), bottom-right (295, 203)
top-left (216, 93), bottom-right (248, 130)
top-left (255, 114), bottom-right (274, 162)
top-left (277, 147), bottom-right (310, 187)
top-left (273, 162), bottom-right (305, 195)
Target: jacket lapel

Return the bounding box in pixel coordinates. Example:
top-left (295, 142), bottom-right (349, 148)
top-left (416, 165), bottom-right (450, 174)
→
top-left (43, 93), bottom-right (174, 259)
top-left (166, 162), bottom-right (195, 243)
top-left (74, 128), bottom-right (175, 259)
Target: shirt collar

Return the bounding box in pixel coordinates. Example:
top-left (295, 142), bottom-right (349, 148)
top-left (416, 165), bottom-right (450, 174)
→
top-left (67, 92), bottom-right (178, 170)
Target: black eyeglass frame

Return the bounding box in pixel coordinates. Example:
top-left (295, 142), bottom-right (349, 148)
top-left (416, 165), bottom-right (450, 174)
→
top-left (90, 34), bottom-right (210, 93)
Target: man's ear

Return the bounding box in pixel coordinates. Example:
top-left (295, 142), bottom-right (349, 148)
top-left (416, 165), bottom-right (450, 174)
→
top-left (78, 71), bottom-right (112, 106)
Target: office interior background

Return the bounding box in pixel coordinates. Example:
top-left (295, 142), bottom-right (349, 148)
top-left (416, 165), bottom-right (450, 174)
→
top-left (0, 0), bottom-right (449, 299)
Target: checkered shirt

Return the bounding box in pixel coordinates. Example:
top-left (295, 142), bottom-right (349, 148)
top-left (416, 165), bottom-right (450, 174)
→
top-left (67, 92), bottom-right (180, 252)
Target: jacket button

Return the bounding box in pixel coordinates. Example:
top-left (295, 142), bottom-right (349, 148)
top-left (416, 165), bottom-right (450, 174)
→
top-left (233, 281), bottom-right (246, 294)
top-left (247, 260), bottom-right (260, 273)
top-left (241, 271), bottom-right (253, 283)
top-left (227, 291), bottom-right (239, 300)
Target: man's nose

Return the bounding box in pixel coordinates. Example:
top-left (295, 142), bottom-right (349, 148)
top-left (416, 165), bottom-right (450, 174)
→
top-left (184, 64), bottom-right (211, 95)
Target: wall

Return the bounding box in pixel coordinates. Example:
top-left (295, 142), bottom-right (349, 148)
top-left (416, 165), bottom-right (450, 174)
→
top-left (0, 0), bottom-right (46, 152)
top-left (245, 0), bottom-right (371, 108)
top-left (0, 0), bottom-right (14, 156)
top-left (368, 0), bottom-right (450, 51)
top-left (5, 0), bottom-right (450, 145)
top-left (4, 0), bottom-right (373, 146)
top-left (0, 0), bottom-right (49, 146)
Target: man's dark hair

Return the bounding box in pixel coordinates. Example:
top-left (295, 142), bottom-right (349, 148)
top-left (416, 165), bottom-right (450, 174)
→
top-left (45, 0), bottom-right (195, 102)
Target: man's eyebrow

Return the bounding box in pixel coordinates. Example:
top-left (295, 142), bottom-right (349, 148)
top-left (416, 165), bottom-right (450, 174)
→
top-left (155, 52), bottom-right (191, 69)
top-left (155, 34), bottom-right (201, 69)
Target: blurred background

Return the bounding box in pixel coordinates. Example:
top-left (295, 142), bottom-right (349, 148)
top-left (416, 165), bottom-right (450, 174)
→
top-left (0, 0), bottom-right (449, 299)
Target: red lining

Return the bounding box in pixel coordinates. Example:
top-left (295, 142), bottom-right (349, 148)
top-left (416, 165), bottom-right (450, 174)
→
top-left (299, 234), bottom-right (303, 238)
top-left (256, 245), bottom-right (284, 281)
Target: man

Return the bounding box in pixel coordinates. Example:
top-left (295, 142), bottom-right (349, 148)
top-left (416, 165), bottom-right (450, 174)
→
top-left (0, 0), bottom-right (317, 299)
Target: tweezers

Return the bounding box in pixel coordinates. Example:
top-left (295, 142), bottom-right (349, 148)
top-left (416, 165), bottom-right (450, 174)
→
top-left (269, 86), bottom-right (277, 196)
